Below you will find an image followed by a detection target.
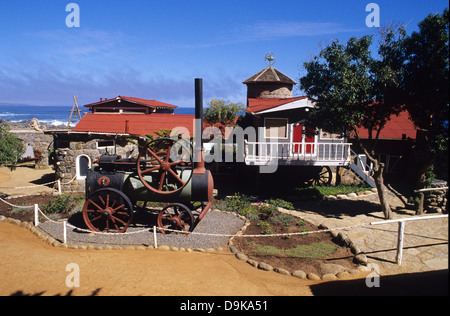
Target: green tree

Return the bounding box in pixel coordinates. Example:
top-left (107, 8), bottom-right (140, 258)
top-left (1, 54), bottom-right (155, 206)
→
top-left (0, 122), bottom-right (24, 170)
top-left (402, 9), bottom-right (449, 192)
top-left (300, 30), bottom-right (406, 219)
top-left (203, 99), bottom-right (244, 137)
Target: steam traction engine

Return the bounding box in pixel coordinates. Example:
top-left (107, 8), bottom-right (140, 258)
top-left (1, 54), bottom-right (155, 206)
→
top-left (81, 79), bottom-right (214, 234)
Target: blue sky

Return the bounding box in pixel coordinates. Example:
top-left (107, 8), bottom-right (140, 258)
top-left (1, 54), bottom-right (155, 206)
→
top-left (0, 0), bottom-right (448, 108)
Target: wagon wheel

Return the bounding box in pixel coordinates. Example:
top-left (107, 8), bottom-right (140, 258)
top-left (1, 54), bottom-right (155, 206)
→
top-left (312, 166), bottom-right (333, 186)
top-left (157, 203), bottom-right (194, 235)
top-left (137, 138), bottom-right (193, 195)
top-left (82, 188), bottom-right (133, 233)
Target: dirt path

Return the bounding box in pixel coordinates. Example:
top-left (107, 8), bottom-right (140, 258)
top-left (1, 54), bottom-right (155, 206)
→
top-left (0, 221), bottom-right (326, 296)
top-left (0, 165), bottom-right (55, 196)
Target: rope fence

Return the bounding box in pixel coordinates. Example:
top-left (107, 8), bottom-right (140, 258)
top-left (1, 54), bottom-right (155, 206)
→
top-left (0, 175), bottom-right (77, 194)
top-left (1, 194), bottom-right (447, 265)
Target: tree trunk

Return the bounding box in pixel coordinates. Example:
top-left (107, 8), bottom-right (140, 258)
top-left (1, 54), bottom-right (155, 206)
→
top-left (373, 162), bottom-right (393, 219)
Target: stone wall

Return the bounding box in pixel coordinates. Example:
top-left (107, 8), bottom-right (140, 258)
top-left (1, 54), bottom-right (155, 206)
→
top-left (424, 180), bottom-right (448, 213)
top-left (53, 134), bottom-right (138, 192)
top-left (246, 83), bottom-right (293, 99)
top-left (11, 130), bottom-right (54, 166)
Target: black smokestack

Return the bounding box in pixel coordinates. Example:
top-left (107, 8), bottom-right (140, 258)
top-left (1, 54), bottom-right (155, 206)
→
top-left (194, 78), bottom-right (203, 154)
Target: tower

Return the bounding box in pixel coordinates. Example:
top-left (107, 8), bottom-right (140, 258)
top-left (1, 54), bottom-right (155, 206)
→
top-left (242, 53), bottom-right (297, 101)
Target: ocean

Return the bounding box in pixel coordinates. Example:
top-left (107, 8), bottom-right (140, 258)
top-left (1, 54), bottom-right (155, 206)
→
top-left (0, 104), bottom-right (196, 126)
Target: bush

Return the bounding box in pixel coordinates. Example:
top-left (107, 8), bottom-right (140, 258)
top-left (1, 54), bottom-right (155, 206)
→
top-left (0, 122), bottom-right (24, 169)
top-left (269, 213), bottom-right (295, 226)
top-left (225, 192), bottom-right (251, 213)
top-left (42, 194), bottom-right (83, 215)
top-left (266, 198), bottom-right (294, 210)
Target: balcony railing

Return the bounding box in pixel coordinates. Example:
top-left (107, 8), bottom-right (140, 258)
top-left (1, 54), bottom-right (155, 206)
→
top-left (244, 141), bottom-right (352, 166)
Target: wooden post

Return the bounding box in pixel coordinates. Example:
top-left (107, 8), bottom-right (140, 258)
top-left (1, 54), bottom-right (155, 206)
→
top-left (396, 221), bottom-right (406, 265)
top-left (34, 204), bottom-right (39, 226)
top-left (63, 221), bottom-right (67, 244)
top-left (153, 226), bottom-right (158, 249)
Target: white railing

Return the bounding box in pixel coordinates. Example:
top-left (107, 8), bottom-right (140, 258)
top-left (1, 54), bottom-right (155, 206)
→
top-left (244, 141), bottom-right (352, 166)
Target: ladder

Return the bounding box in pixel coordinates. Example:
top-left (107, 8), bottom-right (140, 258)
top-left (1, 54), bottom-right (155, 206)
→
top-left (348, 150), bottom-right (376, 188)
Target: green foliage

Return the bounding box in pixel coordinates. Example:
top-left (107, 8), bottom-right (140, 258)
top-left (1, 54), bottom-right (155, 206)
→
top-left (265, 198), bottom-right (294, 210)
top-left (225, 192), bottom-right (251, 213)
top-left (300, 32), bottom-right (405, 142)
top-left (296, 184), bottom-right (370, 197)
top-left (257, 221), bottom-right (270, 228)
top-left (0, 122), bottom-right (24, 169)
top-left (42, 194), bottom-right (84, 215)
top-left (285, 242), bottom-right (336, 260)
top-left (260, 229), bottom-right (275, 235)
top-left (203, 99), bottom-right (244, 136)
top-left (269, 213), bottom-right (295, 226)
top-left (296, 219), bottom-right (306, 226)
top-left (252, 242), bottom-right (336, 259)
top-left (403, 9), bottom-right (449, 153)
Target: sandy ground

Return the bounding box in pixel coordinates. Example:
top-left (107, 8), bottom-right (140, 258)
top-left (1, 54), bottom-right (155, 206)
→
top-left (0, 221), bottom-right (323, 296)
top-left (0, 165), bottom-right (56, 196)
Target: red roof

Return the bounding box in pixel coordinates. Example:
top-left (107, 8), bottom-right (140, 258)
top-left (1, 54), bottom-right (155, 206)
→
top-left (83, 96), bottom-right (178, 109)
top-left (356, 111), bottom-right (417, 140)
top-left (72, 113), bottom-right (194, 137)
top-left (246, 96), bottom-right (307, 113)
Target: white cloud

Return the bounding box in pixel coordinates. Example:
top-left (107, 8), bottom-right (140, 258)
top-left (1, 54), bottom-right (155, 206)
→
top-left (239, 21), bottom-right (361, 41)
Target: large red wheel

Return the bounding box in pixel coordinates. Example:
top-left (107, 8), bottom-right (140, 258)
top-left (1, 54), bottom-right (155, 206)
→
top-left (82, 188), bottom-right (133, 233)
top-left (137, 138), bottom-right (193, 195)
top-left (157, 203), bottom-right (194, 235)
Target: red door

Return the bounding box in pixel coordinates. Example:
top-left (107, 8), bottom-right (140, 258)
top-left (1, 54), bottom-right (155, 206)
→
top-left (293, 124), bottom-right (315, 154)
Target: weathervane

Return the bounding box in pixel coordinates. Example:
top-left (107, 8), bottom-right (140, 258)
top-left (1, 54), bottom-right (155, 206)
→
top-left (265, 52), bottom-right (276, 66)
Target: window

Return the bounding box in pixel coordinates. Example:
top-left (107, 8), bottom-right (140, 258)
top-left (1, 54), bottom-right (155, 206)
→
top-left (96, 140), bottom-right (115, 149)
top-left (264, 118), bottom-right (288, 139)
top-left (76, 155), bottom-right (91, 180)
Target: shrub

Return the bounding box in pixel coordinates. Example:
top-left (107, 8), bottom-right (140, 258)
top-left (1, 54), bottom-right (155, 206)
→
top-left (266, 198), bottom-right (294, 210)
top-left (42, 194), bottom-right (83, 215)
top-left (269, 213), bottom-right (295, 226)
top-left (225, 192), bottom-right (251, 213)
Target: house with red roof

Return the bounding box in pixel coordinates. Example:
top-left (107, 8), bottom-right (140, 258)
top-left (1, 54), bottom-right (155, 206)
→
top-left (241, 58), bottom-right (418, 186)
top-left (241, 64), bottom-right (352, 186)
top-left (45, 96), bottom-right (195, 192)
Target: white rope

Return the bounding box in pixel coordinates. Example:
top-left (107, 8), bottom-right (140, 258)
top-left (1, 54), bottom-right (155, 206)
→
top-left (0, 197), bottom-right (35, 209)
top-left (0, 175), bottom-right (77, 190)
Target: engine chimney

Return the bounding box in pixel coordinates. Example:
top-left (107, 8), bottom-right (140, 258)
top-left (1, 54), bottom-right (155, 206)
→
top-left (194, 78), bottom-right (205, 174)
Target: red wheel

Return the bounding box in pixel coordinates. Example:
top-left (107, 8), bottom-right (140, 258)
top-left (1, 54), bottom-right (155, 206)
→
top-left (137, 138), bottom-right (193, 195)
top-left (157, 203), bottom-right (194, 235)
top-left (82, 188), bottom-right (133, 233)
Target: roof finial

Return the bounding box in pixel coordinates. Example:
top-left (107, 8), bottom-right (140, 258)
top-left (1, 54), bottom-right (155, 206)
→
top-left (265, 52), bottom-right (276, 66)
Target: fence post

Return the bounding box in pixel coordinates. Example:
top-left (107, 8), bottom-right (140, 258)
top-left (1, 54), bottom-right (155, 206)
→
top-left (34, 204), bottom-right (39, 226)
top-left (57, 180), bottom-right (62, 195)
top-left (63, 221), bottom-right (67, 244)
top-left (153, 226), bottom-right (158, 249)
top-left (396, 221), bottom-right (406, 265)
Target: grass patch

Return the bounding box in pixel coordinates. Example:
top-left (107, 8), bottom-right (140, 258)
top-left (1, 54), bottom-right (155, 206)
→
top-left (253, 241), bottom-right (336, 260)
top-left (296, 184), bottom-right (371, 197)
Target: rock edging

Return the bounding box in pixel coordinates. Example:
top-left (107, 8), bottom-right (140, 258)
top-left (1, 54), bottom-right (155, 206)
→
top-left (323, 188), bottom-right (378, 201)
top-left (0, 216), bottom-right (225, 253)
top-left (228, 215), bottom-right (371, 281)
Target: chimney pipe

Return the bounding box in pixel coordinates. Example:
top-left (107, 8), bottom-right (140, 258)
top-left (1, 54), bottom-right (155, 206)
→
top-left (194, 78), bottom-right (205, 174)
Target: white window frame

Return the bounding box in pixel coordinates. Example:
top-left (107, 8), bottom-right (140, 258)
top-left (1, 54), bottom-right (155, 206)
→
top-left (76, 154), bottom-right (92, 180)
top-left (264, 117), bottom-right (288, 139)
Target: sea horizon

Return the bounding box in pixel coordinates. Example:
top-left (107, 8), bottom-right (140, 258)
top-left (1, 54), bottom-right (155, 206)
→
top-left (0, 104), bottom-right (196, 126)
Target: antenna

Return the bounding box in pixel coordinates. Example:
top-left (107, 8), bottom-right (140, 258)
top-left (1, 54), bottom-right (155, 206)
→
top-left (68, 95), bottom-right (83, 128)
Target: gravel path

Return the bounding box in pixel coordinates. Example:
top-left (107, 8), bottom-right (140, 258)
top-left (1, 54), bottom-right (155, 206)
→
top-left (37, 209), bottom-right (245, 249)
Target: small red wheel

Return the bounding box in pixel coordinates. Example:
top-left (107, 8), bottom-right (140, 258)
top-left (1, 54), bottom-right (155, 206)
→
top-left (157, 203), bottom-right (194, 235)
top-left (137, 138), bottom-right (193, 195)
top-left (82, 188), bottom-right (133, 233)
